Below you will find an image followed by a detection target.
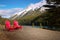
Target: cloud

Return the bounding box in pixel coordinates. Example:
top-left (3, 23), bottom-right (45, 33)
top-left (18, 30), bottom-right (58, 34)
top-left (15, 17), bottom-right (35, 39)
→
top-left (0, 8), bottom-right (23, 18)
top-left (0, 4), bottom-right (6, 7)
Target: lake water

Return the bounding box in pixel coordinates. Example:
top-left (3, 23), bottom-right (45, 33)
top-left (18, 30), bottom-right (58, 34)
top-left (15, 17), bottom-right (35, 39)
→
top-left (23, 25), bottom-right (60, 30)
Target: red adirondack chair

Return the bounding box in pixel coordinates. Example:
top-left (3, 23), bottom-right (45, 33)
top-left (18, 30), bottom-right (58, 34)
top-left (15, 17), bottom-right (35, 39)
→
top-left (13, 20), bottom-right (23, 29)
top-left (5, 20), bottom-right (14, 31)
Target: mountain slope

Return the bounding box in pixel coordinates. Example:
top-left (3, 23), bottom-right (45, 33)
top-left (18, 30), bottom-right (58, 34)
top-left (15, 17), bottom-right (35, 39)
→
top-left (10, 0), bottom-right (47, 20)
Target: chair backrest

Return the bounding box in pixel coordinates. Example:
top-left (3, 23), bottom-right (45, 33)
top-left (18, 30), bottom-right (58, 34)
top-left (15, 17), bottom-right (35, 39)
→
top-left (13, 20), bottom-right (19, 26)
top-left (5, 20), bottom-right (10, 28)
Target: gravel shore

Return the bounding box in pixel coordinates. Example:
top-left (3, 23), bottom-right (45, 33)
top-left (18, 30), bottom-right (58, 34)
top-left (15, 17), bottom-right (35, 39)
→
top-left (0, 26), bottom-right (60, 40)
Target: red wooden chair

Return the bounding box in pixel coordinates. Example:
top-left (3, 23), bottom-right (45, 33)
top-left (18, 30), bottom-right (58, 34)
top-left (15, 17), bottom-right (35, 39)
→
top-left (5, 20), bottom-right (14, 31)
top-left (13, 20), bottom-right (23, 30)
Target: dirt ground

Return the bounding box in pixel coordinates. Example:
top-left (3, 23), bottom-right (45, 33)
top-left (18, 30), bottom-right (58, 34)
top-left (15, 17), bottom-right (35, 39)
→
top-left (0, 26), bottom-right (60, 40)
